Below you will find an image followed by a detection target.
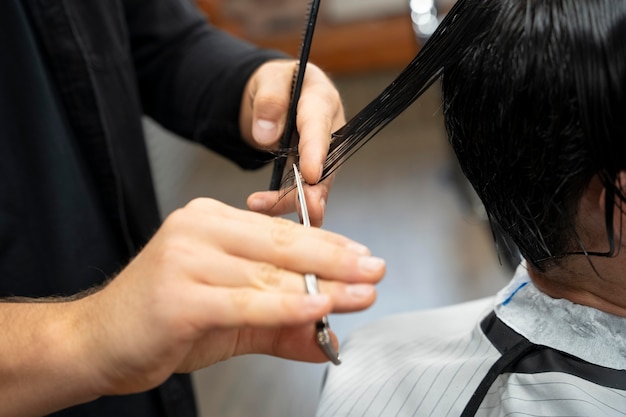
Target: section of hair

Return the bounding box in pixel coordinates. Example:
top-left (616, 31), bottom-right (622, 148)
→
top-left (277, 0), bottom-right (490, 196)
top-left (318, 0), bottom-right (491, 183)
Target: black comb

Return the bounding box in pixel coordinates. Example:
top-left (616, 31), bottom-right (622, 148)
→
top-left (268, 0), bottom-right (322, 190)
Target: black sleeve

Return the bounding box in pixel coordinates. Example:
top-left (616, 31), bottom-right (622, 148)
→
top-left (123, 0), bottom-right (288, 169)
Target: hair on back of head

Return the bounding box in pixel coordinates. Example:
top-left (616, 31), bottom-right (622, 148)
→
top-left (442, 0), bottom-right (626, 270)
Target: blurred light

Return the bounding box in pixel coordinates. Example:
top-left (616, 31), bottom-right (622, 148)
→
top-left (412, 12), bottom-right (439, 37)
top-left (409, 0), bottom-right (435, 14)
top-left (410, 0), bottom-right (439, 40)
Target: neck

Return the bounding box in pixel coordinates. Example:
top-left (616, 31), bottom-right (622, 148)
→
top-left (529, 259), bottom-right (626, 318)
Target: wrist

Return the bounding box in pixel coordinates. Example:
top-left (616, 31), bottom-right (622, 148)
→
top-left (0, 300), bottom-right (101, 416)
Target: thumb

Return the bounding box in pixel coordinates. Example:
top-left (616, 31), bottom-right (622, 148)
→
top-left (247, 61), bottom-right (296, 147)
top-left (253, 118), bottom-right (281, 147)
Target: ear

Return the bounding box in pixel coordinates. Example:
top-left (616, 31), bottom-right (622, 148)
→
top-left (601, 171), bottom-right (626, 208)
top-left (598, 171), bottom-right (626, 211)
top-left (598, 171), bottom-right (626, 244)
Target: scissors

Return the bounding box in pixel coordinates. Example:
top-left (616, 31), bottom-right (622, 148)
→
top-left (293, 163), bottom-right (341, 365)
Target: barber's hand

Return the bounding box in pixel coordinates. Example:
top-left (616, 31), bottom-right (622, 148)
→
top-left (239, 60), bottom-right (345, 227)
top-left (78, 198), bottom-right (384, 396)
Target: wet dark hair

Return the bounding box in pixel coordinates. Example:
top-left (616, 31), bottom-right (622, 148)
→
top-left (443, 0), bottom-right (626, 269)
top-left (311, 0), bottom-right (626, 270)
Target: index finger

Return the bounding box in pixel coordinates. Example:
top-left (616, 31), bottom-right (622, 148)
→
top-left (296, 65), bottom-right (345, 184)
top-left (184, 199), bottom-right (382, 282)
top-left (186, 198), bottom-right (365, 254)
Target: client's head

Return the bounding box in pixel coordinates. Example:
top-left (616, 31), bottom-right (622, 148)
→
top-left (442, 0), bottom-right (626, 271)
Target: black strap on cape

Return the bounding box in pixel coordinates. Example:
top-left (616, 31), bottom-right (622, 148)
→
top-left (460, 336), bottom-right (540, 416)
top-left (461, 310), bottom-right (626, 416)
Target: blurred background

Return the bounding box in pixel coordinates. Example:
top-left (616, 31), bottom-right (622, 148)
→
top-left (144, 1), bottom-right (513, 416)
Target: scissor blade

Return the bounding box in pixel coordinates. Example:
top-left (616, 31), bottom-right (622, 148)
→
top-left (293, 163), bottom-right (341, 365)
top-left (293, 164), bottom-right (311, 227)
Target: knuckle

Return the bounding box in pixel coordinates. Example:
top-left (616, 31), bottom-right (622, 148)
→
top-left (162, 208), bottom-right (188, 233)
top-left (269, 217), bottom-right (299, 248)
top-left (254, 263), bottom-right (284, 290)
top-left (184, 198), bottom-right (204, 211)
top-left (230, 289), bottom-right (255, 316)
top-left (257, 95), bottom-right (289, 115)
top-left (185, 197), bottom-right (220, 211)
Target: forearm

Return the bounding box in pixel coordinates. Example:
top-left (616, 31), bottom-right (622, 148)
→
top-left (0, 299), bottom-right (100, 417)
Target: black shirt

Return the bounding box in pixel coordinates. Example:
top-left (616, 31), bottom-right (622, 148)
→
top-left (0, 0), bottom-right (126, 298)
top-left (0, 0), bottom-right (234, 415)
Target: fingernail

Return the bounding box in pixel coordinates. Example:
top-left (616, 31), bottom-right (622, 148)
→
top-left (359, 256), bottom-right (386, 273)
top-left (346, 284), bottom-right (375, 298)
top-left (254, 119), bottom-right (278, 146)
top-left (248, 197), bottom-right (266, 212)
top-left (320, 197), bottom-right (326, 218)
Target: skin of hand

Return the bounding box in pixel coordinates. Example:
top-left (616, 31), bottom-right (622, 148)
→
top-left (240, 60), bottom-right (345, 227)
top-left (68, 199), bottom-right (383, 400)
